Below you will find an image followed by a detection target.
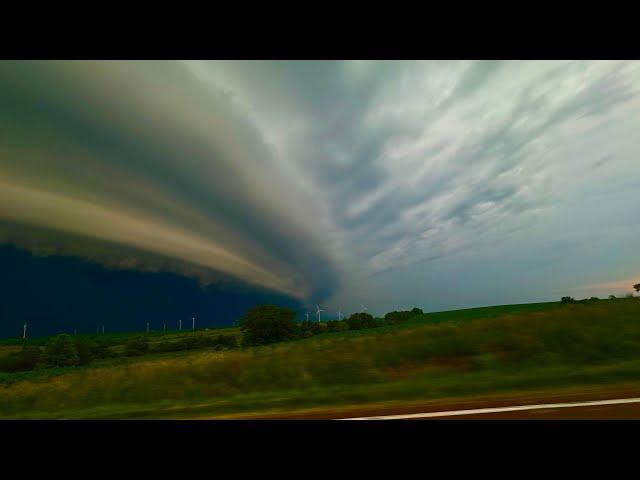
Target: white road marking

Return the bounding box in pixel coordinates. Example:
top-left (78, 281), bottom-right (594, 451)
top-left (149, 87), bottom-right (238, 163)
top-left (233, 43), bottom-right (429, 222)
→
top-left (339, 397), bottom-right (640, 420)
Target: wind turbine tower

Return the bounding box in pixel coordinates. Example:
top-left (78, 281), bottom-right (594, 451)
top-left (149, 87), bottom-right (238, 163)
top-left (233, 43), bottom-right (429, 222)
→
top-left (192, 316), bottom-right (195, 331)
top-left (337, 308), bottom-right (343, 321)
top-left (179, 319), bottom-right (182, 331)
top-left (316, 304), bottom-right (325, 323)
top-left (22, 322), bottom-right (27, 339)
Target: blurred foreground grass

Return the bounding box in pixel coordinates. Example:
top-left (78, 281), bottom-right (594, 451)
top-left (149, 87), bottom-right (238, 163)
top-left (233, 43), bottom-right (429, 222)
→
top-left (1, 298), bottom-right (639, 418)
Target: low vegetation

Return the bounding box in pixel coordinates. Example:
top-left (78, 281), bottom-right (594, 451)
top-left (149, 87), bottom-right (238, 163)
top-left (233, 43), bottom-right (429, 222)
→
top-left (1, 295), bottom-right (638, 418)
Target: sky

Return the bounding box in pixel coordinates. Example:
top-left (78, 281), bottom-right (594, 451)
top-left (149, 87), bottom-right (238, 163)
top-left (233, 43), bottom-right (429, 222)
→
top-left (1, 60), bottom-right (639, 322)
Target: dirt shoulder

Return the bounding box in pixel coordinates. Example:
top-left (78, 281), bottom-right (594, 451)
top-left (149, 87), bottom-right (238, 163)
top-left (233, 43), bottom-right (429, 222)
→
top-left (205, 382), bottom-right (640, 419)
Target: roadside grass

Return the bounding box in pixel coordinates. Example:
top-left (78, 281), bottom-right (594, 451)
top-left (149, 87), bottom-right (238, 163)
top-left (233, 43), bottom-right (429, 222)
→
top-left (1, 298), bottom-right (638, 418)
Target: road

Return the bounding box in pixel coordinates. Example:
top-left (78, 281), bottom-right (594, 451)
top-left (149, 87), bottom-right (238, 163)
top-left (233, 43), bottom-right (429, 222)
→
top-left (206, 384), bottom-right (640, 419)
top-left (341, 397), bottom-right (640, 420)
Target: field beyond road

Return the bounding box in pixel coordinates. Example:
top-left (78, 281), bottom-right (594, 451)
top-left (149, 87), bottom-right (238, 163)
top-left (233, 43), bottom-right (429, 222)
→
top-left (1, 298), bottom-right (640, 419)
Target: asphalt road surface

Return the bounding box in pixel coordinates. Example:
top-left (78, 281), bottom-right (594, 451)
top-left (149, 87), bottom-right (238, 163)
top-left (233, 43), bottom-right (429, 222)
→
top-left (341, 397), bottom-right (640, 420)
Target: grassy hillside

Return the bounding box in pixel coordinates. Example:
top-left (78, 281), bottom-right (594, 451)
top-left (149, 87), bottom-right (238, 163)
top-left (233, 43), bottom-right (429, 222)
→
top-left (1, 299), bottom-right (639, 418)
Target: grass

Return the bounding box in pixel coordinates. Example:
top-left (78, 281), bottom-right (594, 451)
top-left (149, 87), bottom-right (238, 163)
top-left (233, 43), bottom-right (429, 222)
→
top-left (1, 298), bottom-right (638, 418)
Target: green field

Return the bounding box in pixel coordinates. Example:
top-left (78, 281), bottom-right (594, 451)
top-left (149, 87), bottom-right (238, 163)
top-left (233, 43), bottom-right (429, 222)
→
top-left (1, 298), bottom-right (639, 419)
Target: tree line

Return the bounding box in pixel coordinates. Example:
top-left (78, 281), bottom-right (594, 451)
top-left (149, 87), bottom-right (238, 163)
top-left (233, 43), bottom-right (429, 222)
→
top-left (239, 304), bottom-right (424, 346)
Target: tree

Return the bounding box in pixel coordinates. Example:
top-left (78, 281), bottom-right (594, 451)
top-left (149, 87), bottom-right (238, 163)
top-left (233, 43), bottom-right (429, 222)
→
top-left (240, 304), bottom-right (298, 346)
top-left (560, 296), bottom-right (576, 304)
top-left (384, 308), bottom-right (424, 325)
top-left (634, 283), bottom-right (640, 293)
top-left (345, 312), bottom-right (376, 330)
top-left (44, 334), bottom-right (79, 367)
top-left (384, 311), bottom-right (409, 325)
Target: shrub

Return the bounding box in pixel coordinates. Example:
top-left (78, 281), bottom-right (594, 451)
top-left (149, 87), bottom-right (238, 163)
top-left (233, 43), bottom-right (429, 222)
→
top-left (0, 347), bottom-right (42, 372)
top-left (214, 334), bottom-right (238, 349)
top-left (74, 339), bottom-right (111, 365)
top-left (124, 337), bottom-right (150, 357)
top-left (325, 320), bottom-right (349, 333)
top-left (44, 334), bottom-right (80, 367)
top-left (240, 305), bottom-right (299, 346)
top-left (152, 340), bottom-right (175, 353)
top-left (299, 320), bottom-right (322, 336)
top-left (151, 333), bottom-right (239, 354)
top-left (560, 296), bottom-right (576, 304)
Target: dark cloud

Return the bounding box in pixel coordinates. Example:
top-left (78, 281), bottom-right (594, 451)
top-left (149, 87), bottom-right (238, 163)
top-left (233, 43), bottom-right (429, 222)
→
top-left (0, 61), bottom-right (341, 301)
top-left (1, 60), bottom-right (639, 315)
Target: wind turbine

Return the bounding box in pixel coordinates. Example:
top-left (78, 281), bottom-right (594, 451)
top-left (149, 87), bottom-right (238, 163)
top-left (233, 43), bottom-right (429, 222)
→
top-left (179, 319), bottom-right (182, 331)
top-left (361, 304), bottom-right (368, 313)
top-left (22, 321), bottom-right (27, 339)
top-left (337, 308), bottom-right (343, 321)
top-left (192, 316), bottom-right (195, 331)
top-left (316, 304), bottom-right (325, 323)
top-left (305, 311), bottom-right (310, 322)
top-left (146, 321), bottom-right (150, 334)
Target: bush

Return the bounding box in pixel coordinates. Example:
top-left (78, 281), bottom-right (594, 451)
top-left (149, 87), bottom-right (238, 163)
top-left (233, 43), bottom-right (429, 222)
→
top-left (214, 334), bottom-right (238, 349)
top-left (44, 334), bottom-right (80, 367)
top-left (561, 296), bottom-right (576, 304)
top-left (152, 340), bottom-right (175, 353)
top-left (0, 347), bottom-right (42, 372)
top-left (325, 320), bottom-right (349, 333)
top-left (152, 333), bottom-right (239, 353)
top-left (240, 305), bottom-right (299, 346)
top-left (299, 320), bottom-right (322, 336)
top-left (124, 337), bottom-right (150, 357)
top-left (74, 339), bottom-right (111, 365)
top-left (345, 312), bottom-right (377, 330)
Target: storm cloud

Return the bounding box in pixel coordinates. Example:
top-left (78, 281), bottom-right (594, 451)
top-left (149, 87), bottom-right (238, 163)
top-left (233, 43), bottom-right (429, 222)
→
top-left (1, 61), bottom-right (639, 313)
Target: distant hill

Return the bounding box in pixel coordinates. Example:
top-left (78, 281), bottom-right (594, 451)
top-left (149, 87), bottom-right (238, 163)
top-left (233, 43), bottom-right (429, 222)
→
top-left (0, 245), bottom-right (300, 339)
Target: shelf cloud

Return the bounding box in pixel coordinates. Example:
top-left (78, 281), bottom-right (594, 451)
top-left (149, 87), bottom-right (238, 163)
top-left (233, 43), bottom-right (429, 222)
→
top-left (1, 61), bottom-right (639, 312)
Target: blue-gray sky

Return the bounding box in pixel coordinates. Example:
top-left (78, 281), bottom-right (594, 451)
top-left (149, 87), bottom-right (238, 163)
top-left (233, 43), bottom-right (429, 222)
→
top-left (1, 60), bottom-right (639, 316)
